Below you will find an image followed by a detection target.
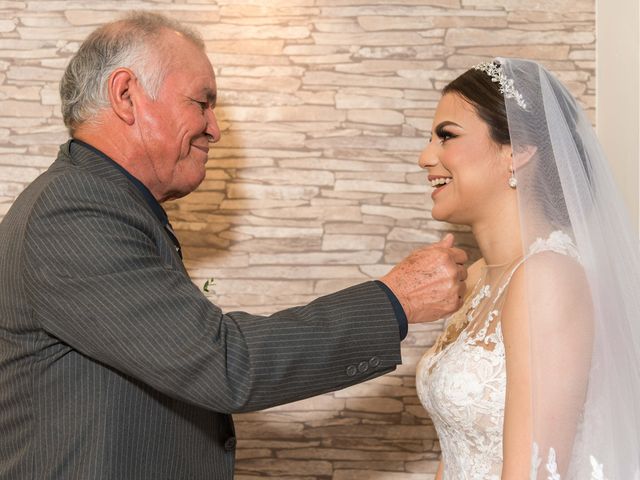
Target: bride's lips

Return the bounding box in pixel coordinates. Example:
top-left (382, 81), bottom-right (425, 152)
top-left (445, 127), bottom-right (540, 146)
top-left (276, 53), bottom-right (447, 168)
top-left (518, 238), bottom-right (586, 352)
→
top-left (428, 175), bottom-right (453, 198)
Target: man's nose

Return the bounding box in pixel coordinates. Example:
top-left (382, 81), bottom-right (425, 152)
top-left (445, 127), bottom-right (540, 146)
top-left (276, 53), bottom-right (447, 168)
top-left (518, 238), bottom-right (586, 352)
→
top-left (418, 139), bottom-right (438, 169)
top-left (205, 108), bottom-right (221, 143)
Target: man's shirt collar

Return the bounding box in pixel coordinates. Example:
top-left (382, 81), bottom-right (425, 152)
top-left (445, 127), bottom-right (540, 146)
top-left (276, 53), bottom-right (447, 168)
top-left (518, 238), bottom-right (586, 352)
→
top-left (71, 139), bottom-right (169, 226)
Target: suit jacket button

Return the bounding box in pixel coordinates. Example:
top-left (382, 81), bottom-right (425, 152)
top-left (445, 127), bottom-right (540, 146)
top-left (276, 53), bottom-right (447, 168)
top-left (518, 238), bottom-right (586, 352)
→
top-left (346, 365), bottom-right (357, 377)
top-left (224, 436), bottom-right (237, 451)
top-left (357, 361), bottom-right (368, 373)
top-left (369, 356), bottom-right (380, 368)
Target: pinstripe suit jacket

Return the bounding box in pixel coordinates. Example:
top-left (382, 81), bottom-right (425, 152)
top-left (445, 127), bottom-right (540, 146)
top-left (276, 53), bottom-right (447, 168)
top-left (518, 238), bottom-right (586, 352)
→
top-left (0, 141), bottom-right (402, 479)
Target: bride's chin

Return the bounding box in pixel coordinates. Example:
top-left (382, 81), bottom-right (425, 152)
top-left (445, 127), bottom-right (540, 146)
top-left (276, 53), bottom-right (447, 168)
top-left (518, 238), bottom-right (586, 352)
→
top-left (431, 209), bottom-right (470, 227)
top-left (430, 208), bottom-right (451, 223)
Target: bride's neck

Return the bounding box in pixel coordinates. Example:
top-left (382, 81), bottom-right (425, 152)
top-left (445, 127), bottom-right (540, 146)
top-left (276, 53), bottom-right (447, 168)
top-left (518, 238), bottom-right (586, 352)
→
top-left (471, 208), bottom-right (523, 266)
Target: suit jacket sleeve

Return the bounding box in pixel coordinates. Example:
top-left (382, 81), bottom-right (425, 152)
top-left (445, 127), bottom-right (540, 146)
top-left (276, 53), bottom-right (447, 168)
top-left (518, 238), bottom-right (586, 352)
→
top-left (23, 170), bottom-right (402, 413)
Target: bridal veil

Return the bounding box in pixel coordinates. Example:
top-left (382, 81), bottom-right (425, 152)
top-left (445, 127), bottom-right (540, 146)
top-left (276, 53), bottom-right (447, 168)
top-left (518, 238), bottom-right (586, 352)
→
top-left (498, 58), bottom-right (640, 478)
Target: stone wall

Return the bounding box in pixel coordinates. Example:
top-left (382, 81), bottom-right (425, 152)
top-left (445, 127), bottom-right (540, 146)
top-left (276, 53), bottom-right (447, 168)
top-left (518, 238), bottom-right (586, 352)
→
top-left (0, 1), bottom-right (595, 478)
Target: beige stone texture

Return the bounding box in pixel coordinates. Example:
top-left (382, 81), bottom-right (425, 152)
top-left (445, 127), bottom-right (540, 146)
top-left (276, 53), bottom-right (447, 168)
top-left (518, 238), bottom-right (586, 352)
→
top-left (321, 234), bottom-right (385, 251)
top-left (0, 1), bottom-right (595, 478)
top-left (446, 27), bottom-right (594, 47)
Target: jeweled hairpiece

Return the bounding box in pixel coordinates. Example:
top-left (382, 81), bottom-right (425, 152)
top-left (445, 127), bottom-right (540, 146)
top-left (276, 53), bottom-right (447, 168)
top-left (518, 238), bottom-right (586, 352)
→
top-left (473, 60), bottom-right (527, 110)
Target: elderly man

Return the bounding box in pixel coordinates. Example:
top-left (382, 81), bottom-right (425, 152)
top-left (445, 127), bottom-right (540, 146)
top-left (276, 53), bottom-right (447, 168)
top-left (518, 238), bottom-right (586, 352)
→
top-left (0, 12), bottom-right (467, 480)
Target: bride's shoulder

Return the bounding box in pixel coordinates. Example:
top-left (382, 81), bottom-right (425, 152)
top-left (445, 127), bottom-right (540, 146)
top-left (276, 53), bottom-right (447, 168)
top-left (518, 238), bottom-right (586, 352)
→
top-left (502, 247), bottom-right (592, 334)
top-left (513, 230), bottom-right (585, 291)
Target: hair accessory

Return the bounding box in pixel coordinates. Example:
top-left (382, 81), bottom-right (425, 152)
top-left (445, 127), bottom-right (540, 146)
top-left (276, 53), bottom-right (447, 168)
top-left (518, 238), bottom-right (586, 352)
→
top-left (473, 60), bottom-right (528, 110)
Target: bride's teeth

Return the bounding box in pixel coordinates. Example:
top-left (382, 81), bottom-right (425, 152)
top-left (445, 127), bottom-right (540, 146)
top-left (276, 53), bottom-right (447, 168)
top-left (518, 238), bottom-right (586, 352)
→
top-left (430, 178), bottom-right (452, 187)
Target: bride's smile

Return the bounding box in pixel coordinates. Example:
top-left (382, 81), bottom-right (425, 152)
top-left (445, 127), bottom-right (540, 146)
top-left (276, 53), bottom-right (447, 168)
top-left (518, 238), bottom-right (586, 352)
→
top-left (428, 175), bottom-right (453, 196)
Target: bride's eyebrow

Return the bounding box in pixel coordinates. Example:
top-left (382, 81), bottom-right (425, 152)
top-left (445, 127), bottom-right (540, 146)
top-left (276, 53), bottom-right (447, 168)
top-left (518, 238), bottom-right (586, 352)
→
top-left (434, 120), bottom-right (462, 133)
top-left (429, 120), bottom-right (463, 141)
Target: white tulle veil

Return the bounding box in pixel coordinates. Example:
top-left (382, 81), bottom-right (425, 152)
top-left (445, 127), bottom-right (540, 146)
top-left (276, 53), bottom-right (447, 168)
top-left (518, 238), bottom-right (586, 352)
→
top-left (498, 58), bottom-right (640, 479)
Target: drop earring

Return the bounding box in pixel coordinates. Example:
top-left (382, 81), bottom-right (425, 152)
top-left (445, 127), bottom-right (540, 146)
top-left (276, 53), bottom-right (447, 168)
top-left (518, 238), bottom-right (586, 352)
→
top-left (508, 167), bottom-right (518, 189)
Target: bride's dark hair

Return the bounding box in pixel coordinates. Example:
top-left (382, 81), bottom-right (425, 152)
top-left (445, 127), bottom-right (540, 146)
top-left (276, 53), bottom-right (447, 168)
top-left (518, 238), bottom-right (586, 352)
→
top-left (442, 65), bottom-right (511, 146)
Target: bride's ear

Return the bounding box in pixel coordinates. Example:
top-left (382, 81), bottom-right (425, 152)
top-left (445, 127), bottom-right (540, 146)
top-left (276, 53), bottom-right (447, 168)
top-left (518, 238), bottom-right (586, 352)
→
top-left (499, 143), bottom-right (536, 181)
top-left (511, 144), bottom-right (537, 169)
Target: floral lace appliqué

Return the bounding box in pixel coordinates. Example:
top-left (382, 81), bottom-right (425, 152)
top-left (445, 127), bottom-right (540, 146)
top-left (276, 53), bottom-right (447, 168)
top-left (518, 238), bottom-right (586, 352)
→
top-left (528, 230), bottom-right (580, 260)
top-left (416, 266), bottom-right (510, 479)
top-left (416, 231), bottom-right (600, 479)
top-left (530, 443), bottom-right (608, 480)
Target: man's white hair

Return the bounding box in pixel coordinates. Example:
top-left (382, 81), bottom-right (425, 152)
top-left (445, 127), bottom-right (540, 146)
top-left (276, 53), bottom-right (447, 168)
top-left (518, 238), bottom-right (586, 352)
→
top-left (60, 11), bottom-right (205, 135)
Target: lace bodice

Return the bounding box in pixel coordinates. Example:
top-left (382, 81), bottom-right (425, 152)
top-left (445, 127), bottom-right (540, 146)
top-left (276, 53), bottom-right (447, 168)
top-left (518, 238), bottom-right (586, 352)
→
top-left (416, 231), bottom-right (582, 479)
top-left (416, 271), bottom-right (508, 479)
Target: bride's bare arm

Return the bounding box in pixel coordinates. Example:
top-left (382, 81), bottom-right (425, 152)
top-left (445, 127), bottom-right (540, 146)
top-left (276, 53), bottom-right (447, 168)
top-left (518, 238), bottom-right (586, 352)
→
top-left (499, 264), bottom-right (532, 478)
top-left (434, 460), bottom-right (444, 480)
top-left (500, 253), bottom-right (593, 478)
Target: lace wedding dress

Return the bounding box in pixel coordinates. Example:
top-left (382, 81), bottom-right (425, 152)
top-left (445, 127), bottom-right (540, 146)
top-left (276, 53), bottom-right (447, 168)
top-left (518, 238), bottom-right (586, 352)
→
top-left (416, 231), bottom-right (587, 479)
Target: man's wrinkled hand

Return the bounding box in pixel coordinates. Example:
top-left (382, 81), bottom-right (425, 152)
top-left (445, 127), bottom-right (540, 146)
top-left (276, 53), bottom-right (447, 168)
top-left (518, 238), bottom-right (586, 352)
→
top-left (380, 233), bottom-right (468, 323)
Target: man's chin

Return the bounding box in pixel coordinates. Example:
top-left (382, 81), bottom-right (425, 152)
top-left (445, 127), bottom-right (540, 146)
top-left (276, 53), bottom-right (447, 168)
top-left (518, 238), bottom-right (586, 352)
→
top-left (186, 161), bottom-right (207, 187)
top-left (161, 174), bottom-right (206, 202)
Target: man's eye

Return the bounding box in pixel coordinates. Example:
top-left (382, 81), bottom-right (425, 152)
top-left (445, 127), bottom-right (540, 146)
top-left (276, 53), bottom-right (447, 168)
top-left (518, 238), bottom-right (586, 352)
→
top-left (190, 98), bottom-right (209, 112)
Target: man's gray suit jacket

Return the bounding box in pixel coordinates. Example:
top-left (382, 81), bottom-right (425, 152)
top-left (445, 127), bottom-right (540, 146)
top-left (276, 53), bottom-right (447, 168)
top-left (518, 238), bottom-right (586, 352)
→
top-left (0, 140), bottom-right (402, 479)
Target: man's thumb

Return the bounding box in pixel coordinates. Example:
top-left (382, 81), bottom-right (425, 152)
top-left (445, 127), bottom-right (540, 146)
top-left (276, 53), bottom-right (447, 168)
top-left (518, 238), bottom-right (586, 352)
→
top-left (436, 233), bottom-right (455, 248)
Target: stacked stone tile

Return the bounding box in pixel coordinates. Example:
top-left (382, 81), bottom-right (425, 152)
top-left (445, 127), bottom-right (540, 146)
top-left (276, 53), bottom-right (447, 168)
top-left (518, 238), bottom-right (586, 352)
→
top-left (0, 1), bottom-right (595, 478)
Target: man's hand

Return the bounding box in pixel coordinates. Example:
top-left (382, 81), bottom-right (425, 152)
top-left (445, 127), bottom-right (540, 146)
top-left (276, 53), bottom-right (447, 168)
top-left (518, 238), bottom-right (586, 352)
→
top-left (380, 234), bottom-right (468, 323)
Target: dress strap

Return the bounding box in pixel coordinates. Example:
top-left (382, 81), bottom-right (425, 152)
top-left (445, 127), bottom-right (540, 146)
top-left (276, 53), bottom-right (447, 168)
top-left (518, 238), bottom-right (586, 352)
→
top-left (466, 230), bottom-right (579, 344)
top-left (489, 230), bottom-right (579, 309)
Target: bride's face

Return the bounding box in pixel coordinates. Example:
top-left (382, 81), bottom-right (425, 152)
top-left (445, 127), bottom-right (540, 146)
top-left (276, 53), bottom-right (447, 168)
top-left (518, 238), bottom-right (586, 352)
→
top-left (419, 93), bottom-right (512, 226)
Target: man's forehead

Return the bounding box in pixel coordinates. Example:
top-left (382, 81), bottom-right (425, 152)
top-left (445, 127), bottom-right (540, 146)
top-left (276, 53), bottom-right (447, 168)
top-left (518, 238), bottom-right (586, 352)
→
top-left (166, 58), bottom-right (216, 89)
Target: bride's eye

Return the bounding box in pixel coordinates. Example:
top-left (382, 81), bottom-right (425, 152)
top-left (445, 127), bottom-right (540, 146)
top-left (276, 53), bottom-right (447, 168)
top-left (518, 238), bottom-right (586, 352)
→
top-left (436, 126), bottom-right (457, 144)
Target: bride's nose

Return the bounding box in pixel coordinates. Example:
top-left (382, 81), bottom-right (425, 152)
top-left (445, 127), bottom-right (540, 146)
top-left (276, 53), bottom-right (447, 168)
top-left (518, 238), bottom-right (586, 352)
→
top-left (418, 140), bottom-right (438, 169)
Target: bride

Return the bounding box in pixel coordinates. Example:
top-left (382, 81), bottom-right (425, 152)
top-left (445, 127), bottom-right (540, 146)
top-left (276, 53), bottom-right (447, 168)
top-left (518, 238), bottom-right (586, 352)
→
top-left (415, 58), bottom-right (640, 479)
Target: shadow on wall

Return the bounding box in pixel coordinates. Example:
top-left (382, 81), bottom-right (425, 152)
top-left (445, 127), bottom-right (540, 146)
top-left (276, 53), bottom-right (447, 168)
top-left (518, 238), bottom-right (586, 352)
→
top-left (231, 370), bottom-right (443, 479)
top-left (166, 103), bottom-right (244, 297)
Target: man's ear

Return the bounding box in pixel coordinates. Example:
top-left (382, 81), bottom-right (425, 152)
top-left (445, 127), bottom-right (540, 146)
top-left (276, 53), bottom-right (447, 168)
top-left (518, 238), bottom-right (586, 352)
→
top-left (107, 68), bottom-right (137, 126)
